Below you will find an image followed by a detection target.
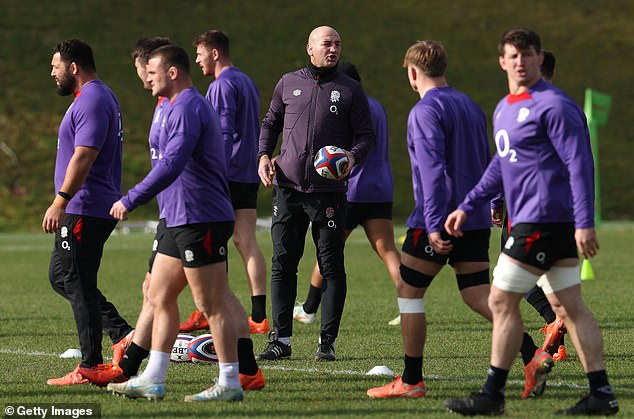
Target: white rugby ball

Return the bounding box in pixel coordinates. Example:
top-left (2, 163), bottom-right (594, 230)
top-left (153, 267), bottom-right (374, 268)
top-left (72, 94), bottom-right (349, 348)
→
top-left (314, 146), bottom-right (349, 180)
top-left (188, 333), bottom-right (218, 364)
top-left (171, 334), bottom-right (195, 362)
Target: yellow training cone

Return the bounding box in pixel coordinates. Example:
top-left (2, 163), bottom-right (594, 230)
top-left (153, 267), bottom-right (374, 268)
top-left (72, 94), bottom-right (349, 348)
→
top-left (581, 259), bottom-right (595, 281)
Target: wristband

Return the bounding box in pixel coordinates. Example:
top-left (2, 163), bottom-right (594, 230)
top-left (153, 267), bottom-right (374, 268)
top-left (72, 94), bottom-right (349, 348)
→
top-left (58, 191), bottom-right (72, 201)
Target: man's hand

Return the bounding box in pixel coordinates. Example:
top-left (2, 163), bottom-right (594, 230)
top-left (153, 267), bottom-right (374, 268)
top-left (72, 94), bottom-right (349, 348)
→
top-left (575, 227), bottom-right (599, 259)
top-left (445, 209), bottom-right (468, 237)
top-left (340, 150), bottom-right (355, 178)
top-left (491, 208), bottom-right (504, 227)
top-left (258, 155), bottom-right (275, 188)
top-left (428, 231), bottom-right (452, 255)
top-left (42, 198), bottom-right (66, 233)
top-left (110, 200), bottom-right (129, 221)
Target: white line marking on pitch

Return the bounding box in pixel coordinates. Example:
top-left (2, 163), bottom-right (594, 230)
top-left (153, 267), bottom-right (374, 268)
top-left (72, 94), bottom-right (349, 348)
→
top-left (0, 348), bottom-right (587, 390)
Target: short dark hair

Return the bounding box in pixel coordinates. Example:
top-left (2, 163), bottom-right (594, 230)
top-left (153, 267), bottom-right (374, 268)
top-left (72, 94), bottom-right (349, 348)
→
top-left (338, 61), bottom-right (361, 83)
top-left (132, 36), bottom-right (171, 64)
top-left (53, 39), bottom-right (97, 72)
top-left (541, 50), bottom-right (556, 81)
top-left (192, 30), bottom-right (230, 57)
top-left (498, 28), bottom-right (541, 55)
top-left (148, 44), bottom-right (190, 74)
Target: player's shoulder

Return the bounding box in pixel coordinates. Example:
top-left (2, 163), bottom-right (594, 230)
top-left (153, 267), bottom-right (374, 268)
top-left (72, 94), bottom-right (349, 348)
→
top-left (335, 71), bottom-right (361, 87)
top-left (533, 81), bottom-right (582, 115)
top-left (171, 87), bottom-right (207, 112)
top-left (283, 68), bottom-right (307, 80)
top-left (74, 80), bottom-right (118, 110)
top-left (77, 80), bottom-right (107, 99)
top-left (367, 95), bottom-right (385, 112)
top-left (415, 87), bottom-right (453, 114)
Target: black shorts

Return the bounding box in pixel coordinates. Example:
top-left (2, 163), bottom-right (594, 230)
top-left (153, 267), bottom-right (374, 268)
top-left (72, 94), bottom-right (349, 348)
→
top-left (402, 228), bottom-right (490, 266)
top-left (502, 222), bottom-right (578, 270)
top-left (344, 202), bottom-right (393, 231)
top-left (229, 182), bottom-right (259, 210)
top-left (157, 221), bottom-right (234, 268)
top-left (147, 219), bottom-right (173, 273)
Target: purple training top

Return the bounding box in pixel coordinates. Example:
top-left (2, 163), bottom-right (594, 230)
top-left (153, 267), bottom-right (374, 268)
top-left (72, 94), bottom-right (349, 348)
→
top-left (149, 96), bottom-right (169, 217)
top-left (121, 86), bottom-right (234, 227)
top-left (55, 80), bottom-right (123, 219)
top-left (346, 96), bottom-right (393, 203)
top-left (205, 67), bottom-right (260, 184)
top-left (406, 86), bottom-right (492, 233)
top-left (459, 79), bottom-right (594, 228)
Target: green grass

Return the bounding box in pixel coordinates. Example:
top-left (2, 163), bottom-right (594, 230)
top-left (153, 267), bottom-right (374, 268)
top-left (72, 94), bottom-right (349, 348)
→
top-left (1, 0), bottom-right (634, 231)
top-left (1, 223), bottom-right (633, 417)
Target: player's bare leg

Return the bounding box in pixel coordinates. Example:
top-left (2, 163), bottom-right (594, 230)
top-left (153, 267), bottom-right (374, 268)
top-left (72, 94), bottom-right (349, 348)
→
top-left (363, 219), bottom-right (401, 287)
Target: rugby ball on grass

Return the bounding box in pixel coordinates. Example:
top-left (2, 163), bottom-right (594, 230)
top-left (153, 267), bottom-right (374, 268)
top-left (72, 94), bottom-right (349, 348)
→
top-left (314, 146), bottom-right (348, 180)
top-left (188, 333), bottom-right (218, 364)
top-left (171, 334), bottom-right (195, 362)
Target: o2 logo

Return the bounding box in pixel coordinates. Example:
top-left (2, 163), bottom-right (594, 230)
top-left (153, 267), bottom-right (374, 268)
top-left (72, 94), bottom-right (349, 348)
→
top-left (495, 129), bottom-right (518, 163)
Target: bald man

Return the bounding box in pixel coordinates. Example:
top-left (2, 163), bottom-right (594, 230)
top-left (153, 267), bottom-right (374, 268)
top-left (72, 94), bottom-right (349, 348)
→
top-left (257, 26), bottom-right (375, 361)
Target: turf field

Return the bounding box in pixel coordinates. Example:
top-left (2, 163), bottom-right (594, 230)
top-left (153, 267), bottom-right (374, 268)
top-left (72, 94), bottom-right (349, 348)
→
top-left (0, 223), bottom-right (632, 418)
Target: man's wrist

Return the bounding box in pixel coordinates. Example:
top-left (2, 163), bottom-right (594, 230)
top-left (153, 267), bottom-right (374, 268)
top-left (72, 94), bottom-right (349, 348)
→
top-left (258, 151), bottom-right (269, 161)
top-left (52, 194), bottom-right (68, 209)
top-left (58, 191), bottom-right (73, 201)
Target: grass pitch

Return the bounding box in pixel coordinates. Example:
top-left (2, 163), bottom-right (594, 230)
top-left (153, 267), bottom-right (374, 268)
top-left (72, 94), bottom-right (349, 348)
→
top-left (0, 223), bottom-right (632, 418)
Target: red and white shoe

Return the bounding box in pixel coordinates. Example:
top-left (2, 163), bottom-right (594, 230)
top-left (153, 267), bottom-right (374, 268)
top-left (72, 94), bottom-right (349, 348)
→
top-left (522, 348), bottom-right (554, 398)
top-left (541, 317), bottom-right (566, 355)
top-left (367, 376), bottom-right (426, 399)
top-left (179, 310), bottom-right (208, 332)
top-left (79, 363), bottom-right (128, 387)
top-left (553, 345), bottom-right (568, 361)
top-left (47, 364), bottom-right (89, 386)
top-left (239, 368), bottom-right (266, 390)
top-left (248, 316), bottom-right (270, 334)
top-left (112, 329), bottom-right (134, 366)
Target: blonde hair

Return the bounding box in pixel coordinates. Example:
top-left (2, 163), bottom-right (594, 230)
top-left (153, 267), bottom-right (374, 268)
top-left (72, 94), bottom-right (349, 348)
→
top-left (403, 40), bottom-right (447, 77)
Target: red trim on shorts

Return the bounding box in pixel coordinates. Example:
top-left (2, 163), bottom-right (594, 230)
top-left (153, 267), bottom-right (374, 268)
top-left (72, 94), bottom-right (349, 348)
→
top-left (202, 229), bottom-right (212, 255)
top-left (413, 228), bottom-right (424, 248)
top-left (525, 230), bottom-right (541, 253)
top-left (73, 217), bottom-right (83, 243)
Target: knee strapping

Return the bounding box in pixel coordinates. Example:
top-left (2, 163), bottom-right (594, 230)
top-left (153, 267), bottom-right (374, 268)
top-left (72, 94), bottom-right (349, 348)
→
top-left (456, 269), bottom-right (490, 290)
top-left (400, 265), bottom-right (434, 288)
top-left (492, 257), bottom-right (540, 293)
top-left (398, 297), bottom-right (425, 314)
top-left (537, 265), bottom-right (580, 294)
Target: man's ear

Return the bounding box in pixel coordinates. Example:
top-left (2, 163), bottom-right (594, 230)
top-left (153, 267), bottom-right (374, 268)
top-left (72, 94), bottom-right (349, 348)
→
top-left (409, 66), bottom-right (417, 81)
top-left (498, 55), bottom-right (506, 72)
top-left (168, 66), bottom-right (178, 81)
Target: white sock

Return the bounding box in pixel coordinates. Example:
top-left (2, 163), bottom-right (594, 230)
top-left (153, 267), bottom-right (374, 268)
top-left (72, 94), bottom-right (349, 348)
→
top-left (278, 337), bottom-right (291, 346)
top-left (140, 350), bottom-right (170, 383)
top-left (217, 362), bottom-right (240, 389)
